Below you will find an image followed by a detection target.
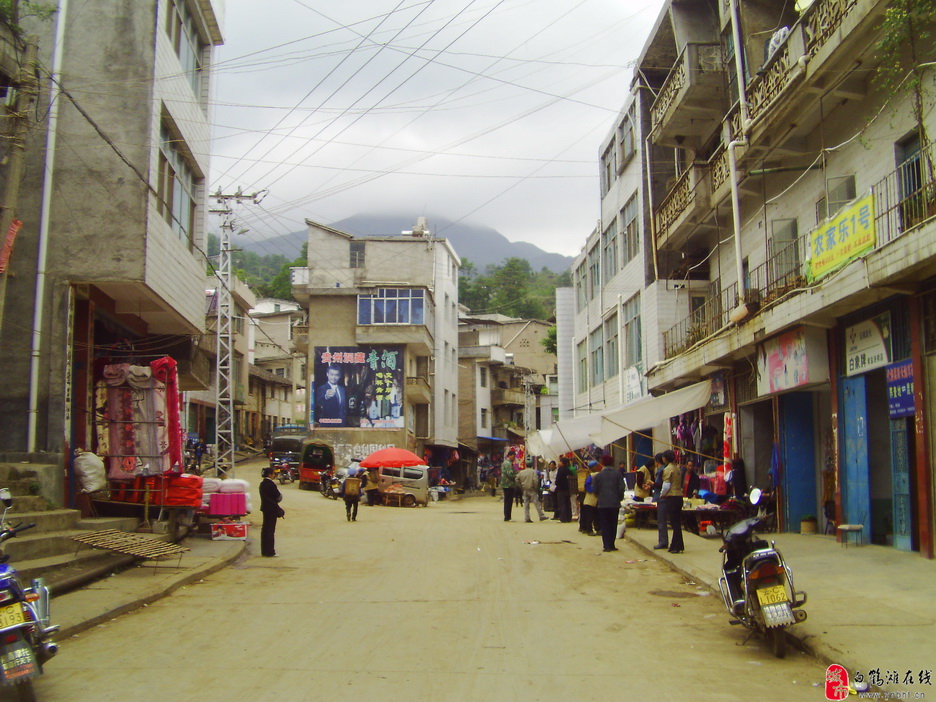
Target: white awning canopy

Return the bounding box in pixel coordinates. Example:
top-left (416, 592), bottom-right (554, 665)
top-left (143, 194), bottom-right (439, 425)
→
top-left (526, 380), bottom-right (712, 459)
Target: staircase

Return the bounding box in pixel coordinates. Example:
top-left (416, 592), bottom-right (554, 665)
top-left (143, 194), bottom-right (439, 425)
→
top-left (0, 464), bottom-right (139, 593)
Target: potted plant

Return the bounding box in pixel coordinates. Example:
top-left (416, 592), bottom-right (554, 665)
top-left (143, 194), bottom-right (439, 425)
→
top-left (800, 515), bottom-right (818, 535)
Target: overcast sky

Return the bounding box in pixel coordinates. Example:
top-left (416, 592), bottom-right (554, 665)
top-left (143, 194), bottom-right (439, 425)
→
top-left (208, 0), bottom-right (668, 258)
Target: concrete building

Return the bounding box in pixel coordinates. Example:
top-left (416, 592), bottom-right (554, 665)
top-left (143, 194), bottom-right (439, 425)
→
top-left (248, 297), bottom-right (307, 436)
top-left (458, 313), bottom-right (556, 482)
top-left (185, 275), bottom-right (255, 449)
top-left (0, 0), bottom-right (223, 504)
top-left (291, 218), bottom-right (460, 469)
top-left (627, 0), bottom-right (934, 555)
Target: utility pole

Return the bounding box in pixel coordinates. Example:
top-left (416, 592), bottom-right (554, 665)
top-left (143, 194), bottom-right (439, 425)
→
top-left (0, 35), bottom-right (40, 336)
top-left (209, 188), bottom-right (264, 476)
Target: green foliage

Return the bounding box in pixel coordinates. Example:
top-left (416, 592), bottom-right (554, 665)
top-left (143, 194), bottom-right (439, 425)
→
top-left (460, 257), bottom-right (568, 319)
top-left (0, 0), bottom-right (57, 32)
top-left (542, 326), bottom-right (558, 355)
top-left (875, 0), bottom-right (936, 145)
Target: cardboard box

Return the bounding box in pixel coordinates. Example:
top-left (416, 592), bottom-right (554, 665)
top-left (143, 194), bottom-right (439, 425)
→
top-left (210, 522), bottom-right (248, 540)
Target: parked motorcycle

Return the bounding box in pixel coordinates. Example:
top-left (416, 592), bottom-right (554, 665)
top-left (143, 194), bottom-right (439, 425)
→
top-left (275, 460), bottom-right (294, 485)
top-left (0, 488), bottom-right (59, 701)
top-left (717, 489), bottom-right (807, 658)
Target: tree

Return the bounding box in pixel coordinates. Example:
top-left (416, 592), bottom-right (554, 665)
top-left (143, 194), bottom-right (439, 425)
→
top-left (542, 326), bottom-right (557, 355)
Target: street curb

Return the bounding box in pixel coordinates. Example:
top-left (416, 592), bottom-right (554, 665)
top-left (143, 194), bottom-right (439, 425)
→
top-left (623, 532), bottom-right (840, 667)
top-left (56, 540), bottom-right (247, 639)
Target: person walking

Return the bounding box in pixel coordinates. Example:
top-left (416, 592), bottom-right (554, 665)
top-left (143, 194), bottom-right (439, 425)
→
top-left (579, 461), bottom-right (599, 535)
top-left (659, 450), bottom-right (685, 554)
top-left (517, 456), bottom-right (547, 522)
top-left (553, 456), bottom-right (573, 522)
top-left (593, 455), bottom-right (626, 552)
top-left (341, 468), bottom-right (365, 521)
top-left (364, 467), bottom-right (381, 506)
top-left (259, 467), bottom-right (285, 557)
top-left (651, 454), bottom-right (670, 550)
top-left (500, 450), bottom-right (518, 521)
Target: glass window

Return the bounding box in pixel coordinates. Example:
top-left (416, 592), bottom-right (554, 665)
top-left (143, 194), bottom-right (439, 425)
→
top-left (357, 288), bottom-right (426, 325)
top-left (574, 264), bottom-right (587, 312)
top-left (618, 106), bottom-right (636, 165)
top-left (602, 220), bottom-right (618, 279)
top-left (590, 327), bottom-right (604, 386)
top-left (587, 245), bottom-right (600, 300)
top-left (157, 123), bottom-right (197, 248)
top-left (403, 468), bottom-right (423, 479)
top-left (621, 194), bottom-right (639, 265)
top-left (622, 295), bottom-right (642, 371)
top-left (481, 407), bottom-right (488, 428)
top-left (166, 0), bottom-right (205, 98)
top-left (350, 242), bottom-right (365, 268)
top-left (577, 340), bottom-right (587, 393)
top-left (480, 367), bottom-right (488, 388)
top-left (605, 314), bottom-right (619, 379)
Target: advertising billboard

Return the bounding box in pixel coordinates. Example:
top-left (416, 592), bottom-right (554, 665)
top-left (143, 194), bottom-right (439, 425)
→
top-left (311, 346), bottom-right (404, 429)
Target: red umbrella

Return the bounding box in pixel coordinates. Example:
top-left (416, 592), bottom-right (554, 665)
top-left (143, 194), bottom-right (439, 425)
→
top-left (359, 447), bottom-right (424, 468)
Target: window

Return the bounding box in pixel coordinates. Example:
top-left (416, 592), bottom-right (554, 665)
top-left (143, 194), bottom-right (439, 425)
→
top-left (577, 340), bottom-right (587, 393)
top-left (816, 175), bottom-right (856, 223)
top-left (622, 295), bottom-right (642, 370)
top-left (275, 367), bottom-right (285, 377)
top-left (587, 245), bottom-right (600, 300)
top-left (605, 314), bottom-right (619, 379)
top-left (602, 220), bottom-right (618, 279)
top-left (601, 142), bottom-right (616, 195)
top-left (350, 242), bottom-right (365, 268)
top-left (574, 264), bottom-right (587, 311)
top-left (479, 366), bottom-right (487, 388)
top-left (481, 407), bottom-right (488, 428)
top-left (770, 219), bottom-right (800, 283)
top-left (166, 0), bottom-right (205, 97)
top-left (621, 194), bottom-right (640, 265)
top-left (357, 288), bottom-right (425, 325)
top-left (590, 327), bottom-right (604, 386)
top-left (157, 123), bottom-right (197, 247)
top-left (618, 106), bottom-right (636, 167)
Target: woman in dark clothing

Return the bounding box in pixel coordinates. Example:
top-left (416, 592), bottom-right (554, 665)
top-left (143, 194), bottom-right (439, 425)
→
top-left (730, 458), bottom-right (747, 499)
top-left (259, 467), bottom-right (284, 557)
top-left (553, 457), bottom-right (573, 522)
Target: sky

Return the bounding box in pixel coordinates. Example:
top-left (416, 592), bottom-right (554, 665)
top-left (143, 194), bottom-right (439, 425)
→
top-left (208, 0), bottom-right (668, 259)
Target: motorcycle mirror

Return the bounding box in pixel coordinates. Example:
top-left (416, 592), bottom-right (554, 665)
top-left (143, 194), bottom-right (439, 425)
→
top-left (750, 487), bottom-right (762, 506)
top-left (0, 488), bottom-right (12, 509)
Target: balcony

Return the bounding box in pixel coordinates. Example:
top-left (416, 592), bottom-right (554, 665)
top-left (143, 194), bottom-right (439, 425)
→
top-left (650, 43), bottom-right (726, 149)
top-left (491, 388), bottom-right (525, 407)
top-left (356, 323), bottom-right (434, 356)
top-left (405, 375), bottom-right (431, 404)
top-left (654, 162), bottom-right (712, 250)
top-left (663, 282), bottom-right (738, 359)
top-left (291, 324), bottom-right (308, 354)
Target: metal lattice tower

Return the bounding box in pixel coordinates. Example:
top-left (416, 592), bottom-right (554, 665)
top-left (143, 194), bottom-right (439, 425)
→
top-left (210, 189), bottom-right (264, 476)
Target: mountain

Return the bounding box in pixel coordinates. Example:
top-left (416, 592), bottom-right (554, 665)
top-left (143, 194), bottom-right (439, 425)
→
top-left (239, 215), bottom-right (573, 273)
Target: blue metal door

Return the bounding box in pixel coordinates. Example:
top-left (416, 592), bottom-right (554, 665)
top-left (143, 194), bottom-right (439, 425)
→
top-left (780, 392), bottom-right (817, 529)
top-left (890, 419), bottom-right (912, 551)
top-left (842, 376), bottom-right (871, 537)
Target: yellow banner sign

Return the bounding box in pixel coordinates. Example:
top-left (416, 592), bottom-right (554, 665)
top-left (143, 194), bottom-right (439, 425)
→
top-left (806, 193), bottom-right (876, 281)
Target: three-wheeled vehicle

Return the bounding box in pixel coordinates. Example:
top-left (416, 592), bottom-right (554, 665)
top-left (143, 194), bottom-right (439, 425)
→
top-left (298, 440), bottom-right (335, 491)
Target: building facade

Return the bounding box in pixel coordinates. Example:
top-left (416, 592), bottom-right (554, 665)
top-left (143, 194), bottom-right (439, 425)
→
top-left (291, 218), bottom-right (460, 468)
top-left (631, 0), bottom-right (934, 555)
top-left (0, 0), bottom-right (223, 504)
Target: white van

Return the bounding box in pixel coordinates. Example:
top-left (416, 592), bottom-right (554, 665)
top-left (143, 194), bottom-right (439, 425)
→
top-left (377, 465), bottom-right (429, 506)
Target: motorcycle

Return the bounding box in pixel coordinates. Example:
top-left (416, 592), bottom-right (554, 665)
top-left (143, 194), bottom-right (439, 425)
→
top-left (274, 461), bottom-right (295, 485)
top-left (0, 488), bottom-right (59, 701)
top-left (319, 468), bottom-right (343, 499)
top-left (717, 489), bottom-right (807, 658)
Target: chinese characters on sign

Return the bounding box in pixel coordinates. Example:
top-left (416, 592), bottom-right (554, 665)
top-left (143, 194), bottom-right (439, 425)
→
top-left (312, 345), bottom-right (404, 429)
top-left (807, 193), bottom-right (876, 282)
top-left (845, 313), bottom-right (892, 377)
top-left (825, 664), bottom-right (933, 701)
top-left (886, 359), bottom-right (915, 419)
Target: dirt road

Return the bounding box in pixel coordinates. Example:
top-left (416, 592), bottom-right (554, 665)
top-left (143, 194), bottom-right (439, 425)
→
top-left (33, 484), bottom-right (827, 701)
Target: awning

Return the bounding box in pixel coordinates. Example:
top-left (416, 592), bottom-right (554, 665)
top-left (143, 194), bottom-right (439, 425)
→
top-left (589, 380), bottom-right (712, 447)
top-left (525, 380), bottom-right (712, 459)
top-left (476, 435), bottom-right (508, 442)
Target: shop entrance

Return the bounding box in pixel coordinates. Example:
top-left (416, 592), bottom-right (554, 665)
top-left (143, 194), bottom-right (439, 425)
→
top-left (739, 400), bottom-right (772, 492)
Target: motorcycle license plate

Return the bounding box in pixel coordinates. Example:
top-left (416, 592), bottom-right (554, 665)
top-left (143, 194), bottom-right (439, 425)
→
top-left (0, 603), bottom-right (25, 629)
top-left (756, 584), bottom-right (788, 606)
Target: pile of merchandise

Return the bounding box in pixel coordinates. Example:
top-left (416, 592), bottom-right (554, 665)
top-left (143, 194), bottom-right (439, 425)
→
top-left (200, 478), bottom-right (251, 516)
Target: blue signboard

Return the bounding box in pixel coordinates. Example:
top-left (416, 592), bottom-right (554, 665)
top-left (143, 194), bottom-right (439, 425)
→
top-left (886, 359), bottom-right (914, 419)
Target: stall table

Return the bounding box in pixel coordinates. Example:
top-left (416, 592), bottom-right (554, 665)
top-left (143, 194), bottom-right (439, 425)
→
top-left (681, 507), bottom-right (744, 536)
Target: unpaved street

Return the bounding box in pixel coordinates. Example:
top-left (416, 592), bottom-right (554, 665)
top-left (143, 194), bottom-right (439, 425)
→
top-left (33, 483), bottom-right (827, 701)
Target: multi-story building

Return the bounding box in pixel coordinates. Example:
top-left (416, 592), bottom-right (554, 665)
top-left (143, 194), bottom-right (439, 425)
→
top-left (291, 218), bottom-right (460, 468)
top-left (627, 0), bottom-right (934, 555)
top-left (458, 313), bottom-right (556, 481)
top-left (0, 1), bottom-right (223, 504)
top-left (186, 275), bottom-right (255, 449)
top-left (248, 297), bottom-right (307, 435)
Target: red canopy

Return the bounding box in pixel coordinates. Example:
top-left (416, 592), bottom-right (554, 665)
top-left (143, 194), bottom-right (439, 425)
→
top-left (359, 447), bottom-right (424, 468)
